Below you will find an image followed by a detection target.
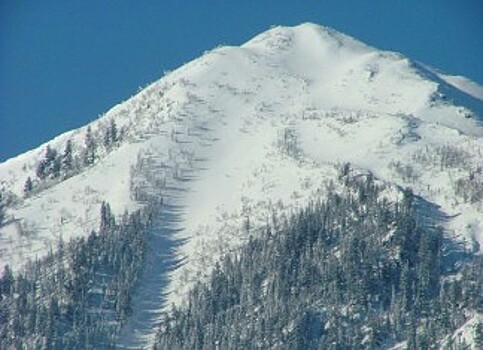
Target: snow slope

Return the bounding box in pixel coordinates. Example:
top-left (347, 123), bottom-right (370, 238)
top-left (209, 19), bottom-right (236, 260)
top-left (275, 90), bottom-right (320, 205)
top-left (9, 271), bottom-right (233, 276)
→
top-left (1, 23), bottom-right (482, 348)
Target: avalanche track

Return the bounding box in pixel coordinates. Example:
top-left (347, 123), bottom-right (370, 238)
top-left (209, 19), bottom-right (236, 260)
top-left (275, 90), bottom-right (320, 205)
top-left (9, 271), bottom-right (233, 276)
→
top-left (116, 184), bottom-right (186, 349)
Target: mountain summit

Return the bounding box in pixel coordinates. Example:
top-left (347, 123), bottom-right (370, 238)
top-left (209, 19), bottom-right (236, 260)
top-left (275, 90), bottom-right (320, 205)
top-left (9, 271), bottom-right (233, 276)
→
top-left (0, 23), bottom-right (482, 348)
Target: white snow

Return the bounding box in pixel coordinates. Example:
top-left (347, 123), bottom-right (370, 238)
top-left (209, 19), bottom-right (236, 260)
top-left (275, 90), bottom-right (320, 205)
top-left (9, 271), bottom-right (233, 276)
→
top-left (0, 22), bottom-right (482, 348)
top-left (440, 313), bottom-right (482, 349)
top-left (437, 73), bottom-right (483, 101)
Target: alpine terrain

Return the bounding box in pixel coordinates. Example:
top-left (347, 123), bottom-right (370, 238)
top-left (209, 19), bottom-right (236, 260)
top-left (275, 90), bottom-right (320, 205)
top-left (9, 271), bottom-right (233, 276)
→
top-left (0, 23), bottom-right (482, 349)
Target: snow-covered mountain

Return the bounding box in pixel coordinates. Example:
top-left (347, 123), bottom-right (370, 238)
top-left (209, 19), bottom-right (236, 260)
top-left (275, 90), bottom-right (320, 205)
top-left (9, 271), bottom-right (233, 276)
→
top-left (0, 23), bottom-right (482, 348)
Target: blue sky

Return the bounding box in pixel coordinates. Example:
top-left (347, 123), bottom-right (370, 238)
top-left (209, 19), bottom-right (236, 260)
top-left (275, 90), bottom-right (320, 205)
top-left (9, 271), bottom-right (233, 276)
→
top-left (1, 0), bottom-right (482, 162)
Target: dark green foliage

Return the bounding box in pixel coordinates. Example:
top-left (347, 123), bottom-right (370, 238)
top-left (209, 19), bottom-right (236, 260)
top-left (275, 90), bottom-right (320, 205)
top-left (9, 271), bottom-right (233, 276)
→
top-left (23, 176), bottom-right (33, 196)
top-left (155, 171), bottom-right (482, 349)
top-left (62, 139), bottom-right (74, 176)
top-left (83, 126), bottom-right (96, 166)
top-left (0, 202), bottom-right (154, 349)
top-left (104, 119), bottom-right (118, 150)
top-left (32, 127), bottom-right (122, 195)
top-left (0, 265), bottom-right (14, 296)
top-left (0, 192), bottom-right (5, 226)
top-left (100, 201), bottom-right (115, 233)
top-left (36, 145), bottom-right (61, 180)
top-left (110, 119), bottom-right (118, 144)
top-left (475, 320), bottom-right (483, 349)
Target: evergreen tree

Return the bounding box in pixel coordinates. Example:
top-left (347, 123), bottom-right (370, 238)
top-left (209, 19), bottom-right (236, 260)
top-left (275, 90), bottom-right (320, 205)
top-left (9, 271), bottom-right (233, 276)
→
top-left (0, 192), bottom-right (5, 226)
top-left (52, 153), bottom-right (61, 179)
top-left (62, 139), bottom-right (74, 175)
top-left (103, 127), bottom-right (111, 149)
top-left (110, 119), bottom-right (118, 144)
top-left (103, 119), bottom-right (118, 150)
top-left (83, 126), bottom-right (96, 166)
top-left (100, 201), bottom-right (115, 232)
top-left (0, 265), bottom-right (14, 299)
top-left (474, 320), bottom-right (483, 349)
top-left (35, 145), bottom-right (60, 180)
top-left (23, 177), bottom-right (33, 196)
top-left (35, 159), bottom-right (46, 180)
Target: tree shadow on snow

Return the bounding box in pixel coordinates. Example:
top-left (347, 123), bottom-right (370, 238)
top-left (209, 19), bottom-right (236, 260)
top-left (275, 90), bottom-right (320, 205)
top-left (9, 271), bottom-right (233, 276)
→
top-left (412, 195), bottom-right (471, 274)
top-left (116, 184), bottom-right (191, 349)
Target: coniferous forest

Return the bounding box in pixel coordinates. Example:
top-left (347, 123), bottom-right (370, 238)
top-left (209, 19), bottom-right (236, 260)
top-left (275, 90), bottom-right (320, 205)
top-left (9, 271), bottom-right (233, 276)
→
top-left (0, 202), bottom-right (153, 349)
top-left (154, 170), bottom-right (482, 349)
top-left (0, 167), bottom-right (481, 349)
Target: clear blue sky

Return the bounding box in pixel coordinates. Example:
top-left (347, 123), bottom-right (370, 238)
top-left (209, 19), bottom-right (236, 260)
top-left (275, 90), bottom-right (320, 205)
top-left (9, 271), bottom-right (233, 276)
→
top-left (1, 0), bottom-right (482, 162)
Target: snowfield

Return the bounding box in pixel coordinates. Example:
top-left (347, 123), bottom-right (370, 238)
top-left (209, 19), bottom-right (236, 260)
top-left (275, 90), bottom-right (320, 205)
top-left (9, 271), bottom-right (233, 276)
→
top-left (1, 23), bottom-right (482, 348)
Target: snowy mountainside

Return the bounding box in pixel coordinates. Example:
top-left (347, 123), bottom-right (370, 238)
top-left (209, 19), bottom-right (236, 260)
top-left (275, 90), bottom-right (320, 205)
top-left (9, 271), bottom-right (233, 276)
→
top-left (0, 22), bottom-right (482, 348)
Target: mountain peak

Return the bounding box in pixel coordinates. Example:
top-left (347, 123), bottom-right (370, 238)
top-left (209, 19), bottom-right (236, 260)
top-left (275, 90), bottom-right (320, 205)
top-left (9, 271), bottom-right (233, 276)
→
top-left (244, 22), bottom-right (374, 55)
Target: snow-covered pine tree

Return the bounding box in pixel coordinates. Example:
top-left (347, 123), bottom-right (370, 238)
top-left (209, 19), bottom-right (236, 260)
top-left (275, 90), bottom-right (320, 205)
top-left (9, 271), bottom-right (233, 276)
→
top-left (83, 126), bottom-right (97, 166)
top-left (23, 176), bottom-right (33, 196)
top-left (62, 139), bottom-right (74, 176)
top-left (35, 145), bottom-right (59, 180)
top-left (103, 119), bottom-right (118, 150)
top-left (0, 192), bottom-right (6, 226)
